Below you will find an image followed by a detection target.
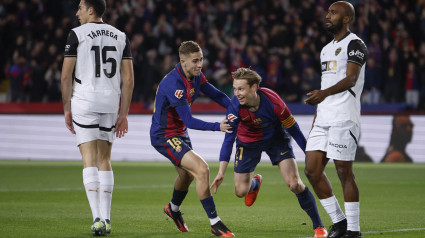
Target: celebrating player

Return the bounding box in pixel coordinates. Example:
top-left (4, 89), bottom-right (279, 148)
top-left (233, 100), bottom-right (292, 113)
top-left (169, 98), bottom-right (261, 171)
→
top-left (150, 41), bottom-right (234, 237)
top-left (211, 67), bottom-right (328, 237)
top-left (304, 1), bottom-right (368, 238)
top-left (61, 0), bottom-right (134, 236)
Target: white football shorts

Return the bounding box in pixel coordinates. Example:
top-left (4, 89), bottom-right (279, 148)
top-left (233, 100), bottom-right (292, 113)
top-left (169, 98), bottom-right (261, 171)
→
top-left (306, 120), bottom-right (359, 161)
top-left (71, 102), bottom-right (118, 146)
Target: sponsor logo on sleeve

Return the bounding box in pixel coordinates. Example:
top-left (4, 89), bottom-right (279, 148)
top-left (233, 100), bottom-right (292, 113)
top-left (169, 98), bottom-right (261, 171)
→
top-left (349, 50), bottom-right (364, 60)
top-left (174, 90), bottom-right (184, 99)
top-left (227, 113), bottom-right (237, 122)
top-left (65, 45), bottom-right (70, 52)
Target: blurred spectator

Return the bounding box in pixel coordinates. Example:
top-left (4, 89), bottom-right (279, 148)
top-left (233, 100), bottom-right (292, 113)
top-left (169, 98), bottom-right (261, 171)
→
top-left (263, 54), bottom-right (281, 90)
top-left (404, 61), bottom-right (419, 109)
top-left (419, 57), bottom-right (425, 110)
top-left (8, 55), bottom-right (27, 102)
top-left (301, 66), bottom-right (321, 102)
top-left (213, 69), bottom-right (233, 98)
top-left (282, 73), bottom-right (303, 103)
top-left (362, 57), bottom-right (381, 104)
top-left (382, 48), bottom-right (403, 102)
top-left (139, 49), bottom-right (160, 105)
top-left (29, 59), bottom-right (46, 101)
top-left (44, 61), bottom-right (61, 102)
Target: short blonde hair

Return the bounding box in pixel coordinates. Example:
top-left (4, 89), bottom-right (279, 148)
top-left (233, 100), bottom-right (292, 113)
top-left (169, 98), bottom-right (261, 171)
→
top-left (179, 41), bottom-right (201, 58)
top-left (231, 67), bottom-right (262, 87)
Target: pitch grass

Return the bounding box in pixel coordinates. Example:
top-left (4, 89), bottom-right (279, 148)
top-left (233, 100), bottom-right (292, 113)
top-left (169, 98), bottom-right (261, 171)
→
top-left (0, 161), bottom-right (424, 238)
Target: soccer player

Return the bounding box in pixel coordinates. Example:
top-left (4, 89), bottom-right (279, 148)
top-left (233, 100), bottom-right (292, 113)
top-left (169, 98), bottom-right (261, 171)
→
top-left (150, 41), bottom-right (234, 237)
top-left (304, 2), bottom-right (368, 238)
top-left (61, 0), bottom-right (134, 236)
top-left (211, 68), bottom-right (328, 238)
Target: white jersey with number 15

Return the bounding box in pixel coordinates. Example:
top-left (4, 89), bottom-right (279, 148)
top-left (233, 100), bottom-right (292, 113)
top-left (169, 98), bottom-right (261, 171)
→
top-left (64, 22), bottom-right (132, 113)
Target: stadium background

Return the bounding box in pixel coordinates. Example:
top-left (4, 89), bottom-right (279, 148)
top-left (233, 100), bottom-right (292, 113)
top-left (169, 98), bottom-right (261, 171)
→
top-left (0, 0), bottom-right (424, 163)
top-left (1, 1), bottom-right (425, 238)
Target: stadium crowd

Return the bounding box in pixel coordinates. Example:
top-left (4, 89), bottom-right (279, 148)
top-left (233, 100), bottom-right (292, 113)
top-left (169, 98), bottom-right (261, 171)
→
top-left (1, 0), bottom-right (425, 109)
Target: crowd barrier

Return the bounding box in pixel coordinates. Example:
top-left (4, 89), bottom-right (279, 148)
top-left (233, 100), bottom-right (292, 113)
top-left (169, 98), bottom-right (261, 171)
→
top-left (1, 112), bottom-right (424, 163)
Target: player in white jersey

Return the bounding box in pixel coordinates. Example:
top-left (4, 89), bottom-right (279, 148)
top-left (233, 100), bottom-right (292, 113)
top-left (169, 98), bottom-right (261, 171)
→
top-left (61, 0), bottom-right (134, 236)
top-left (303, 2), bottom-right (368, 238)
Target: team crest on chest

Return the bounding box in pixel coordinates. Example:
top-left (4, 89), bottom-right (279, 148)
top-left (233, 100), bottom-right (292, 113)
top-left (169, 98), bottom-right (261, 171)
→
top-left (335, 47), bottom-right (341, 56)
top-left (253, 118), bottom-right (262, 125)
top-left (189, 88), bottom-right (195, 97)
top-left (174, 90), bottom-right (184, 99)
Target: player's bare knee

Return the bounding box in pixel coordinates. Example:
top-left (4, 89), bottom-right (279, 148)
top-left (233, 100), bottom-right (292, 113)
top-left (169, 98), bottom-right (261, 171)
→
top-left (234, 187), bottom-right (248, 198)
top-left (195, 164), bottom-right (210, 181)
top-left (336, 166), bottom-right (353, 182)
top-left (304, 168), bottom-right (319, 183)
top-left (288, 181), bottom-right (303, 194)
top-left (180, 172), bottom-right (194, 184)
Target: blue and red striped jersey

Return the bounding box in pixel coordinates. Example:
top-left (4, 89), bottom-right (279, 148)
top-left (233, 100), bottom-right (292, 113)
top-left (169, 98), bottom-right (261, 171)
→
top-left (220, 87), bottom-right (301, 162)
top-left (150, 63), bottom-right (229, 144)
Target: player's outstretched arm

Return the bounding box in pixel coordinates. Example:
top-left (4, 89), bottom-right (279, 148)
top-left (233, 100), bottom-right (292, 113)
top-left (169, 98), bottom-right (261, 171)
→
top-left (201, 82), bottom-right (231, 108)
top-left (175, 104), bottom-right (233, 132)
top-left (115, 59), bottom-right (134, 138)
top-left (211, 161), bottom-right (229, 194)
top-left (61, 57), bottom-right (77, 134)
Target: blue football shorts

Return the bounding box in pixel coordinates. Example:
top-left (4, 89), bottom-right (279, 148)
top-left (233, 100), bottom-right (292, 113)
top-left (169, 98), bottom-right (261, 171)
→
top-left (234, 137), bottom-right (295, 173)
top-left (152, 135), bottom-right (193, 166)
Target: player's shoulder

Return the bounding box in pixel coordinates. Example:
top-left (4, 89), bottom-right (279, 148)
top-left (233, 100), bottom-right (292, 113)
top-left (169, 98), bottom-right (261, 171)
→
top-left (230, 95), bottom-right (241, 108)
top-left (258, 88), bottom-right (283, 104)
top-left (72, 23), bottom-right (126, 38)
top-left (345, 33), bottom-right (367, 47)
top-left (158, 68), bottom-right (183, 91)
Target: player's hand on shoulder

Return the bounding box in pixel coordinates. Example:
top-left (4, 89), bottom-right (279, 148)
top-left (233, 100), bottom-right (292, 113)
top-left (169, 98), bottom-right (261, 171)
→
top-left (220, 119), bottom-right (232, 133)
top-left (210, 173), bottom-right (224, 194)
top-left (115, 115), bottom-right (129, 138)
top-left (64, 111), bottom-right (75, 134)
top-left (304, 90), bottom-right (328, 105)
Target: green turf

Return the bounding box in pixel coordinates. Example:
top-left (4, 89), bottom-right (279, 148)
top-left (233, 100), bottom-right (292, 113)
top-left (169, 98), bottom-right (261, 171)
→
top-left (0, 161), bottom-right (424, 238)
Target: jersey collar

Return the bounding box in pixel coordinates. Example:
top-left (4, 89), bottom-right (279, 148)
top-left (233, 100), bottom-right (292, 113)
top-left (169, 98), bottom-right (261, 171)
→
top-left (176, 63), bottom-right (194, 83)
top-left (333, 31), bottom-right (351, 43)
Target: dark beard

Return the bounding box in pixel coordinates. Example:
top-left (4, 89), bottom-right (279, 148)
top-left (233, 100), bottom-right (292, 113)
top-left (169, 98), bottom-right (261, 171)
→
top-left (325, 20), bottom-right (343, 35)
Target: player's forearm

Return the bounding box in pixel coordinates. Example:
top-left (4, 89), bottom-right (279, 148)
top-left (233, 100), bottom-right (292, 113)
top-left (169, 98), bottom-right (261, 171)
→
top-left (119, 59), bottom-right (134, 116)
top-left (61, 57), bottom-right (76, 113)
top-left (119, 78), bottom-right (134, 116)
top-left (286, 121), bottom-right (307, 152)
top-left (60, 75), bottom-right (73, 112)
top-left (323, 73), bottom-right (358, 96)
top-left (217, 161), bottom-right (229, 176)
top-left (219, 133), bottom-right (236, 162)
top-left (175, 105), bottom-right (220, 131)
